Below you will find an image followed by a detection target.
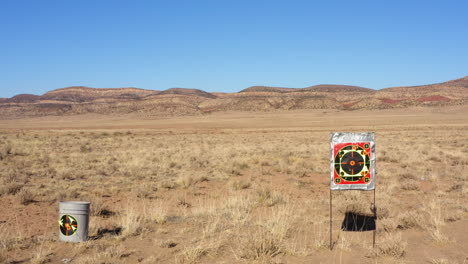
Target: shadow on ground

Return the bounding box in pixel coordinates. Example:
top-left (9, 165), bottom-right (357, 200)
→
top-left (341, 211), bottom-right (376, 231)
top-left (89, 227), bottom-right (122, 240)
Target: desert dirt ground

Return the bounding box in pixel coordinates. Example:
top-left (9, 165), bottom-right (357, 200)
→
top-left (0, 106), bottom-right (467, 264)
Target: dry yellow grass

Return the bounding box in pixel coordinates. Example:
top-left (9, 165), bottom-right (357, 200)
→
top-left (0, 107), bottom-right (467, 263)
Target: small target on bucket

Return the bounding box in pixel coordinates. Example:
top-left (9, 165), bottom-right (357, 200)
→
top-left (59, 215), bottom-right (78, 236)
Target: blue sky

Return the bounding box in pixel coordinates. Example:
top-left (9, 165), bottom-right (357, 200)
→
top-left (1, 0), bottom-right (467, 97)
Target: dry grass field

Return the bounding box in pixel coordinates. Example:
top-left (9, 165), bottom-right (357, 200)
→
top-left (0, 106), bottom-right (467, 263)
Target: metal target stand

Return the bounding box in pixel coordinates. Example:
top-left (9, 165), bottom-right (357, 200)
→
top-left (329, 132), bottom-right (377, 250)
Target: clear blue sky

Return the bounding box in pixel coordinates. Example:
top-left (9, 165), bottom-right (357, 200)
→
top-left (1, 0), bottom-right (467, 97)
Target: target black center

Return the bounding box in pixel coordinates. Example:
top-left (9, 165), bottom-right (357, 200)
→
top-left (341, 151), bottom-right (364, 175)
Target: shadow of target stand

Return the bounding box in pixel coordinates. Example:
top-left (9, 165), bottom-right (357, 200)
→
top-left (329, 132), bottom-right (376, 249)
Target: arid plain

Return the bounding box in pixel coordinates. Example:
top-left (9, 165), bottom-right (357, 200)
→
top-left (0, 106), bottom-right (467, 263)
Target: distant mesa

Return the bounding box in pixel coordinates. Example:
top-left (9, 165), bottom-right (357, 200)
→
top-left (1, 76), bottom-right (467, 118)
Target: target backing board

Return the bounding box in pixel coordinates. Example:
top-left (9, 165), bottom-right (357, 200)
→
top-left (330, 132), bottom-right (375, 191)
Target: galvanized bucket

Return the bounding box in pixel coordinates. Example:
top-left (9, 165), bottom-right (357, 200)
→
top-left (59, 201), bottom-right (90, 242)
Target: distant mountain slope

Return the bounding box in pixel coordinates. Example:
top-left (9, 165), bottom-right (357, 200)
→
top-left (239, 84), bottom-right (372, 93)
top-left (440, 76), bottom-right (468, 87)
top-left (6, 94), bottom-right (41, 103)
top-left (1, 76), bottom-right (467, 118)
top-left (42, 86), bottom-right (158, 102)
top-left (157, 88), bottom-right (217, 99)
top-left (239, 86), bottom-right (298, 93)
top-left (303, 84), bottom-right (373, 93)
top-left (375, 76), bottom-right (468, 105)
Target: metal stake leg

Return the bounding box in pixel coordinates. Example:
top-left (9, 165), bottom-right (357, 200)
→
top-left (373, 188), bottom-right (376, 248)
top-left (330, 189), bottom-right (332, 250)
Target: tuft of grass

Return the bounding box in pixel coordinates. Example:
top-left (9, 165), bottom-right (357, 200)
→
top-left (260, 205), bottom-right (295, 240)
top-left (0, 183), bottom-right (23, 196)
top-left (430, 258), bottom-right (453, 264)
top-left (159, 240), bottom-right (178, 248)
top-left (17, 188), bottom-right (34, 205)
top-left (376, 206), bottom-right (390, 219)
top-left (119, 205), bottom-right (143, 238)
top-left (428, 156), bottom-right (442, 162)
top-left (311, 226), bottom-right (328, 250)
top-left (144, 201), bottom-right (168, 225)
top-left (255, 188), bottom-right (284, 207)
top-left (426, 199), bottom-right (450, 244)
top-left (429, 228), bottom-right (449, 244)
top-left (220, 195), bottom-right (252, 226)
top-left (379, 218), bottom-right (398, 233)
top-left (0, 250), bottom-right (6, 264)
top-left (177, 175), bottom-right (195, 189)
top-left (398, 172), bottom-right (418, 181)
top-left (135, 184), bottom-right (158, 199)
top-left (230, 179), bottom-right (251, 190)
top-left (401, 180), bottom-right (420, 191)
top-left (88, 195), bottom-right (105, 216)
top-left (158, 180), bottom-right (178, 190)
top-left (177, 197), bottom-right (192, 208)
top-left (31, 244), bottom-right (51, 264)
top-left (235, 228), bottom-right (282, 261)
top-left (0, 225), bottom-right (29, 251)
top-left (370, 233), bottom-right (406, 258)
top-left (177, 246), bottom-right (208, 264)
top-left (397, 211), bottom-right (425, 230)
top-left (79, 144), bottom-right (92, 153)
top-left (0, 143), bottom-right (12, 160)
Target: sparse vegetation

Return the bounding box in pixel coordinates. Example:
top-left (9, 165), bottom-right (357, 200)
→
top-left (235, 228), bottom-right (283, 260)
top-left (371, 233), bottom-right (407, 258)
top-left (119, 204), bottom-right (144, 238)
top-left (17, 188), bottom-right (35, 205)
top-left (0, 107), bottom-right (466, 263)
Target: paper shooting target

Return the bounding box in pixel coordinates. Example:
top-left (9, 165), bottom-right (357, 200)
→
top-left (334, 143), bottom-right (370, 182)
top-left (330, 133), bottom-right (375, 190)
top-left (59, 215), bottom-right (78, 236)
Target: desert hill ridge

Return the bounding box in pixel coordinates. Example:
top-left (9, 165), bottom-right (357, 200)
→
top-left (239, 86), bottom-right (299, 93)
top-left (239, 84), bottom-right (373, 93)
top-left (157, 88), bottom-right (217, 99)
top-left (381, 76), bottom-right (468, 89)
top-left (303, 84), bottom-right (373, 93)
top-left (1, 76), bottom-right (467, 118)
top-left (6, 94), bottom-right (41, 103)
top-left (41, 86), bottom-right (159, 102)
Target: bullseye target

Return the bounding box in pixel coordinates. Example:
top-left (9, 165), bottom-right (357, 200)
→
top-left (330, 133), bottom-right (375, 190)
top-left (59, 215), bottom-right (78, 236)
top-left (334, 143), bottom-right (370, 182)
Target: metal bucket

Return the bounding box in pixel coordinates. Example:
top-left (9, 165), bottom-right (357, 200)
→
top-left (59, 201), bottom-right (90, 242)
